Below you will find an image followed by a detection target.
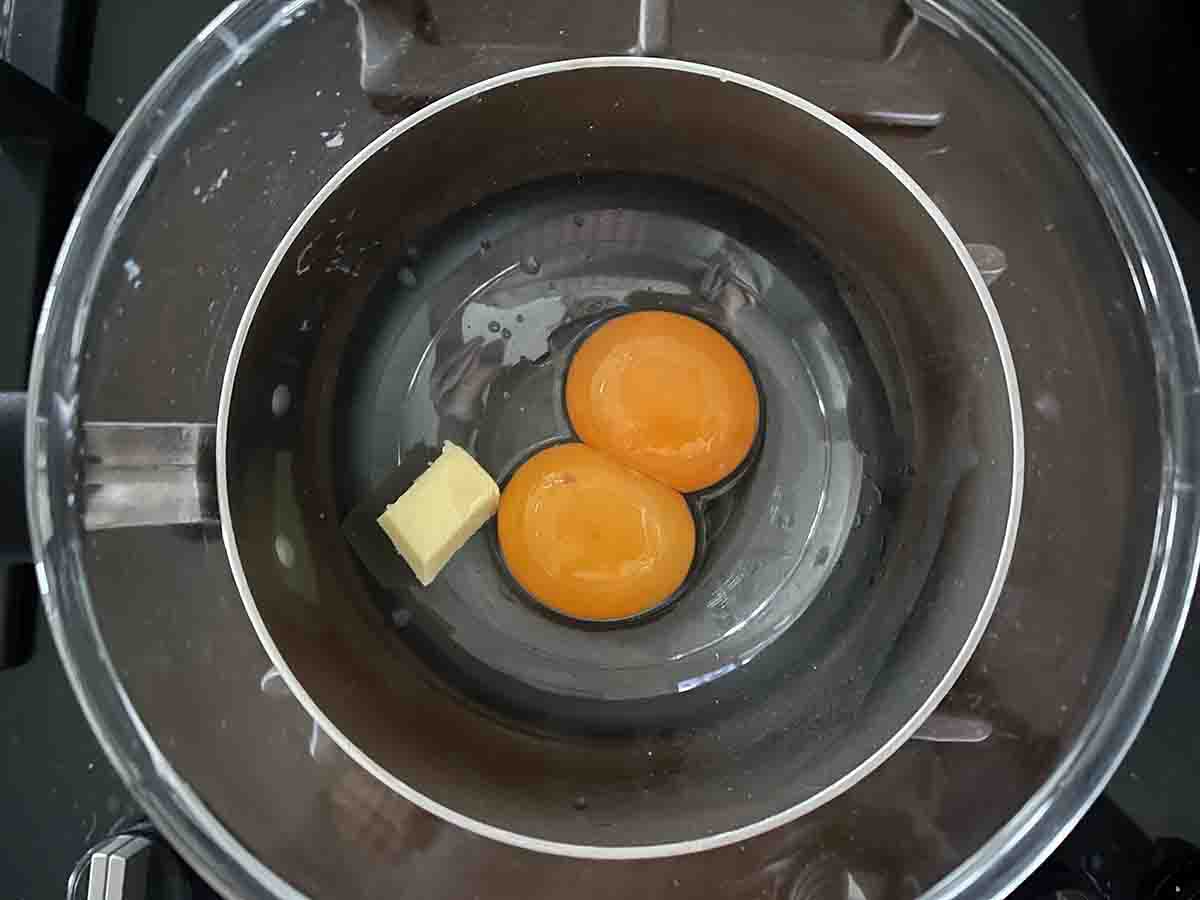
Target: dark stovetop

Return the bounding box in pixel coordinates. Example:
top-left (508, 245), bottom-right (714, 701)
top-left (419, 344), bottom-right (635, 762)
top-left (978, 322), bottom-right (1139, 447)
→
top-left (0, 2), bottom-right (1197, 898)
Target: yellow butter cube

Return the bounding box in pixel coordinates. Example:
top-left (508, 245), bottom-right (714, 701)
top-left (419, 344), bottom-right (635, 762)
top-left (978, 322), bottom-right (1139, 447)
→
top-left (376, 441), bottom-right (499, 586)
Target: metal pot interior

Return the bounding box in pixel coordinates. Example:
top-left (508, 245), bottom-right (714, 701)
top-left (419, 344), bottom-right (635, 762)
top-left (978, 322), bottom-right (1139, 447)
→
top-left (218, 60), bottom-right (1020, 854)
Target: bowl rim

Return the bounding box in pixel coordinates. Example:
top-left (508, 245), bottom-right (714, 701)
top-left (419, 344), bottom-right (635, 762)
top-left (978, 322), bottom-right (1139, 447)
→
top-left (214, 54), bottom-right (1024, 860)
top-left (917, 0), bottom-right (1200, 896)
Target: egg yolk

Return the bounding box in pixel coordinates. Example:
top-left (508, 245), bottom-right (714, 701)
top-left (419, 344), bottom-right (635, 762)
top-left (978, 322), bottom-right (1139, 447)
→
top-left (498, 443), bottom-right (695, 621)
top-left (565, 311), bottom-right (760, 494)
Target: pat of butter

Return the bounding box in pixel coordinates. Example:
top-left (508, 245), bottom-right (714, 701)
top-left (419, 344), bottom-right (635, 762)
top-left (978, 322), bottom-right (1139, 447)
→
top-left (376, 441), bottom-right (499, 586)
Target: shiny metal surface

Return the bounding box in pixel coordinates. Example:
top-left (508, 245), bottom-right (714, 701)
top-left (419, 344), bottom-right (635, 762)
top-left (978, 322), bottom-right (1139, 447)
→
top-left (80, 423), bottom-right (216, 530)
top-left (24, 0), bottom-right (1198, 897)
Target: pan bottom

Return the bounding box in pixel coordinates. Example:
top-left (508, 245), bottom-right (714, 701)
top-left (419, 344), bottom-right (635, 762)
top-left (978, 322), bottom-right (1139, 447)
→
top-left (336, 175), bottom-right (906, 721)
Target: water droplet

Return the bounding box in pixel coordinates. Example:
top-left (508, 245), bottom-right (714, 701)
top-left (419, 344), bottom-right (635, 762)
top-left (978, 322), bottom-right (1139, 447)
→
top-left (398, 267), bottom-right (418, 288)
top-left (299, 319), bottom-right (313, 332)
top-left (115, 305), bottom-right (126, 318)
top-left (274, 535), bottom-right (295, 568)
top-left (488, 321), bottom-right (501, 333)
top-left (573, 214), bottom-right (585, 227)
top-left (779, 513), bottom-right (794, 530)
top-left (271, 384), bottom-right (291, 416)
top-left (391, 608), bottom-right (412, 629)
top-left (852, 512), bottom-right (863, 529)
top-left (479, 238), bottom-right (492, 253)
top-left (66, 491), bottom-right (76, 508)
top-left (520, 255), bottom-right (541, 274)
top-left (405, 244), bottom-right (420, 261)
top-left (573, 796), bottom-right (588, 810)
top-left (501, 327), bottom-right (512, 339)
top-left (814, 546), bottom-right (830, 566)
top-left (515, 313), bottom-right (525, 323)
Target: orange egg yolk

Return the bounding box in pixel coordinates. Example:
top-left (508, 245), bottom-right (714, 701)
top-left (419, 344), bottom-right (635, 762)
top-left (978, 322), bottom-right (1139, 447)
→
top-left (565, 311), bottom-right (760, 494)
top-left (497, 443), bottom-right (696, 621)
